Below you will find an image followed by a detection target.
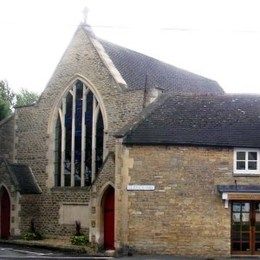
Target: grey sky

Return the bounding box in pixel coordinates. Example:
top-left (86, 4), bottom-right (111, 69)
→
top-left (0, 0), bottom-right (260, 94)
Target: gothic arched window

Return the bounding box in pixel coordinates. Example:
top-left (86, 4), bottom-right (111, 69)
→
top-left (54, 80), bottom-right (104, 187)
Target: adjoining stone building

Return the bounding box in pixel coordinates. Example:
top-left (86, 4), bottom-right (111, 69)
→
top-left (0, 23), bottom-right (260, 257)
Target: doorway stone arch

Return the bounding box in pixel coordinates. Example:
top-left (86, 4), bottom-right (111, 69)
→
top-left (90, 182), bottom-right (115, 248)
top-left (101, 185), bottom-right (115, 249)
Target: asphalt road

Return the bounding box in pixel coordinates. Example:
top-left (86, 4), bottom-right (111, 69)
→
top-left (0, 245), bottom-right (205, 259)
top-left (1, 244), bottom-right (259, 260)
top-left (0, 244), bottom-right (113, 259)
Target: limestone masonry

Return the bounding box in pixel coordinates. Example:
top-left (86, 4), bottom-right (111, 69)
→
top-left (0, 23), bottom-right (260, 257)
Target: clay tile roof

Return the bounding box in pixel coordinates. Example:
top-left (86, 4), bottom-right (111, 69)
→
top-left (119, 94), bottom-right (260, 148)
top-left (98, 39), bottom-right (224, 94)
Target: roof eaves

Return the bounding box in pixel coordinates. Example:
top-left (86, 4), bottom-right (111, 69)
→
top-left (123, 139), bottom-right (260, 149)
top-left (25, 165), bottom-right (42, 194)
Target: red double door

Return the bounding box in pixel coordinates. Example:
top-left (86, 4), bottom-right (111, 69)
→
top-left (1, 188), bottom-right (10, 239)
top-left (104, 187), bottom-right (114, 250)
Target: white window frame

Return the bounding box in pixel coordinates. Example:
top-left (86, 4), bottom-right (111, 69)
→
top-left (233, 148), bottom-right (260, 174)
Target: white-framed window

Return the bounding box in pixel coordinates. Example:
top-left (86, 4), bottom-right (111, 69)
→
top-left (233, 148), bottom-right (260, 174)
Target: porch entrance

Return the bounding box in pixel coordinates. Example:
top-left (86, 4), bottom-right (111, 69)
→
top-left (231, 201), bottom-right (260, 255)
top-left (0, 187), bottom-right (10, 239)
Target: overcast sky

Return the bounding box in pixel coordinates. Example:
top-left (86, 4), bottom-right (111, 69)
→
top-left (1, 0), bottom-right (260, 94)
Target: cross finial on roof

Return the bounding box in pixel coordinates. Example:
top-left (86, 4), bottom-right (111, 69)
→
top-left (82, 6), bottom-right (89, 24)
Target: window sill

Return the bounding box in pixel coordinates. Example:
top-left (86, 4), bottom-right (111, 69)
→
top-left (233, 173), bottom-right (260, 177)
top-left (51, 186), bottom-right (91, 192)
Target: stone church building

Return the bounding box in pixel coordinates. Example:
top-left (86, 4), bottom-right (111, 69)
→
top-left (1, 23), bottom-right (260, 257)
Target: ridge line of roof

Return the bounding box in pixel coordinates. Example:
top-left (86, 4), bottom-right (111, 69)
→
top-left (98, 38), bottom-right (220, 86)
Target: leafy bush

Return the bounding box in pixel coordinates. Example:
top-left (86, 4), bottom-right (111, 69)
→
top-left (70, 221), bottom-right (89, 246)
top-left (23, 231), bottom-right (42, 240)
top-left (71, 234), bottom-right (89, 246)
top-left (23, 218), bottom-right (43, 240)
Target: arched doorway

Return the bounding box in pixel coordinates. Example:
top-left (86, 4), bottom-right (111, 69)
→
top-left (0, 187), bottom-right (10, 239)
top-left (103, 186), bottom-right (115, 249)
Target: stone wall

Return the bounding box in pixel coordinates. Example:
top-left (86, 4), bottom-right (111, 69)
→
top-left (13, 25), bottom-right (144, 237)
top-left (0, 115), bottom-right (15, 161)
top-left (115, 144), bottom-right (260, 256)
top-left (19, 189), bottom-right (90, 237)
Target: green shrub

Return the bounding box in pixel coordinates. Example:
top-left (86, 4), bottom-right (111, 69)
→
top-left (71, 235), bottom-right (89, 246)
top-left (23, 231), bottom-right (43, 240)
top-left (22, 218), bottom-right (43, 240)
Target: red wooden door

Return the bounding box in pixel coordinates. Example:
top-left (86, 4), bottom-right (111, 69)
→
top-left (1, 188), bottom-right (10, 239)
top-left (104, 187), bottom-right (114, 249)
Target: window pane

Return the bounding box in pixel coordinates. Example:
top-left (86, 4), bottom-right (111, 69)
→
top-left (237, 152), bottom-right (246, 160)
top-left (74, 81), bottom-right (83, 187)
top-left (248, 161), bottom-right (257, 170)
top-left (242, 223), bottom-right (250, 231)
top-left (233, 203), bottom-right (241, 212)
top-left (232, 232), bottom-right (241, 240)
top-left (255, 232), bottom-right (260, 241)
top-left (242, 203), bottom-right (250, 212)
top-left (232, 242), bottom-right (240, 251)
top-left (249, 152), bottom-right (257, 160)
top-left (233, 213), bottom-right (241, 222)
top-left (256, 242), bottom-right (260, 251)
top-left (241, 242), bottom-right (250, 251)
top-left (237, 161), bottom-right (246, 170)
top-left (242, 213), bottom-right (249, 222)
top-left (242, 233), bottom-right (250, 241)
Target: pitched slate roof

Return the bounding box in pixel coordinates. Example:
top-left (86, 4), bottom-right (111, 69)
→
top-left (117, 94), bottom-right (260, 148)
top-left (98, 39), bottom-right (224, 94)
top-left (8, 164), bottom-right (42, 194)
top-left (0, 158), bottom-right (41, 194)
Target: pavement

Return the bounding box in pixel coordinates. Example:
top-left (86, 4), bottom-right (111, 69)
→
top-left (0, 238), bottom-right (100, 255)
top-left (0, 243), bottom-right (113, 259)
top-left (1, 240), bottom-right (260, 259)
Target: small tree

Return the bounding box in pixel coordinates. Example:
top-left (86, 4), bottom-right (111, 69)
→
top-left (0, 80), bottom-right (14, 121)
top-left (15, 88), bottom-right (39, 107)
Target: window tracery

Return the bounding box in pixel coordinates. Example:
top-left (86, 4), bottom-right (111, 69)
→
top-left (54, 80), bottom-right (104, 187)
